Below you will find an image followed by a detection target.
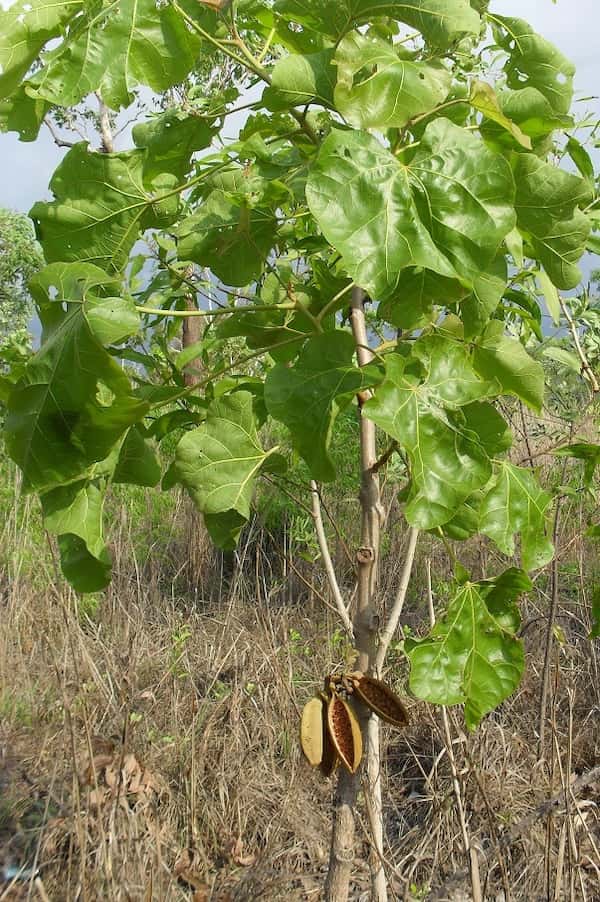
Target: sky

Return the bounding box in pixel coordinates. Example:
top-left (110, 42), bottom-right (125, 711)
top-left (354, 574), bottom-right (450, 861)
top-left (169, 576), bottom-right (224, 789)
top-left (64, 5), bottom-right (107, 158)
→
top-left (0, 0), bottom-right (598, 215)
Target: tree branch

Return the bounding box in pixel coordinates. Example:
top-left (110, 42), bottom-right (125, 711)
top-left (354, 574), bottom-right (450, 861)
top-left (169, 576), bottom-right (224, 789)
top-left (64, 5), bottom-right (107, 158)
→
top-left (558, 295), bottom-right (599, 393)
top-left (310, 480), bottom-right (354, 640)
top-left (95, 93), bottom-right (114, 153)
top-left (374, 526), bottom-right (419, 673)
top-left (43, 117), bottom-right (76, 148)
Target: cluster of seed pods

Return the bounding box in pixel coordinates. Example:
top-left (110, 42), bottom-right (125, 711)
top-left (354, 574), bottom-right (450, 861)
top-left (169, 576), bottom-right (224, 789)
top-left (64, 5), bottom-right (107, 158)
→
top-left (300, 672), bottom-right (409, 776)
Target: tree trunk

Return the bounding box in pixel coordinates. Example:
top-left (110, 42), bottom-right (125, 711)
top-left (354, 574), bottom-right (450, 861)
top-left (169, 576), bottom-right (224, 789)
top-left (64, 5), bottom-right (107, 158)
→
top-left (182, 279), bottom-right (202, 387)
top-left (325, 288), bottom-right (387, 902)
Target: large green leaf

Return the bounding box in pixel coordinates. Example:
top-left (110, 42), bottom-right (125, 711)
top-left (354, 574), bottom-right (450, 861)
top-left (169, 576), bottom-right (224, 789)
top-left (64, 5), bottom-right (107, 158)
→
top-left (274, 0), bottom-right (480, 48)
top-left (364, 336), bottom-right (498, 528)
top-left (480, 463), bottom-right (554, 571)
top-left (306, 119), bottom-right (515, 301)
top-left (171, 392), bottom-right (284, 539)
top-left (27, 0), bottom-right (201, 110)
top-left (473, 320), bottom-right (544, 412)
top-left (176, 189), bottom-right (279, 287)
top-left (41, 480), bottom-right (112, 593)
top-left (0, 0), bottom-right (82, 99)
top-left (5, 262), bottom-right (146, 493)
top-left (133, 110), bottom-right (217, 183)
top-left (406, 571), bottom-right (527, 729)
top-left (492, 17), bottom-right (575, 117)
top-left (265, 48), bottom-right (337, 109)
top-left (29, 144), bottom-right (164, 271)
top-left (264, 331), bottom-right (380, 482)
top-left (334, 32), bottom-right (451, 129)
top-left (513, 153), bottom-right (592, 291)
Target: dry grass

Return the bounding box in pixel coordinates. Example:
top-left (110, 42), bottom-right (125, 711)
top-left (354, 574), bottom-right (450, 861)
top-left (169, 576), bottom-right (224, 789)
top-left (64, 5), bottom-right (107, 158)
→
top-left (0, 457), bottom-right (599, 901)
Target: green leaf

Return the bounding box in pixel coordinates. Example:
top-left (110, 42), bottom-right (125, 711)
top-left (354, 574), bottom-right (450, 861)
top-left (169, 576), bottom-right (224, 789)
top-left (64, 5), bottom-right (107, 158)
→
top-left (0, 87), bottom-right (49, 141)
top-left (41, 480), bottom-right (112, 593)
top-left (542, 347), bottom-right (581, 374)
top-left (480, 463), bottom-right (554, 571)
top-left (0, 0), bottom-right (83, 99)
top-left (27, 0), bottom-right (202, 110)
top-left (481, 88), bottom-right (571, 150)
top-left (505, 227), bottom-right (523, 268)
top-left (406, 573), bottom-right (526, 729)
top-left (265, 331), bottom-right (380, 482)
top-left (566, 136), bottom-right (594, 183)
top-left (536, 268), bottom-right (561, 326)
top-left (334, 32), bottom-right (451, 129)
top-left (493, 17), bottom-right (575, 117)
top-left (5, 263), bottom-right (148, 492)
top-left (204, 510), bottom-right (246, 551)
top-left (379, 269), bottom-right (466, 331)
top-left (555, 442), bottom-right (600, 486)
top-left (113, 427), bottom-right (161, 487)
top-left (306, 120), bottom-right (515, 302)
top-left (473, 321), bottom-right (544, 412)
top-left (460, 257), bottom-right (507, 338)
top-left (364, 336), bottom-right (497, 528)
top-left (30, 144), bottom-right (161, 272)
top-left (133, 110), bottom-right (217, 183)
top-left (514, 153), bottom-right (592, 291)
top-left (274, 0), bottom-right (480, 48)
top-left (176, 189), bottom-right (278, 287)
top-left (171, 392), bottom-right (283, 539)
top-left (265, 48), bottom-right (336, 109)
top-left (469, 80), bottom-right (531, 150)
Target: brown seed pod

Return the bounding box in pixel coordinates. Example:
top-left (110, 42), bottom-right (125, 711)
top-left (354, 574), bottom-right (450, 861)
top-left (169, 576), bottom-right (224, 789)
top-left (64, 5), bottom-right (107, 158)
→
top-left (350, 673), bottom-right (409, 729)
top-left (327, 693), bottom-right (362, 774)
top-left (320, 712), bottom-right (339, 778)
top-left (300, 696), bottom-right (325, 766)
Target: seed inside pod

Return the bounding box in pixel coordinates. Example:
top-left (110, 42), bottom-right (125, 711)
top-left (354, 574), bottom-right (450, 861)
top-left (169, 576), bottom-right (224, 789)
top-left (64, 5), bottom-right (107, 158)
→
top-left (320, 704), bottom-right (339, 778)
top-left (327, 693), bottom-right (362, 773)
top-left (351, 674), bottom-right (409, 729)
top-left (300, 696), bottom-right (325, 766)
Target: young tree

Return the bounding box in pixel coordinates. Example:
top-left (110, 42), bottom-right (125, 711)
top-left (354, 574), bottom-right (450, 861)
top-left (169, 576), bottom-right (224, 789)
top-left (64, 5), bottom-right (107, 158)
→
top-left (0, 1), bottom-right (598, 898)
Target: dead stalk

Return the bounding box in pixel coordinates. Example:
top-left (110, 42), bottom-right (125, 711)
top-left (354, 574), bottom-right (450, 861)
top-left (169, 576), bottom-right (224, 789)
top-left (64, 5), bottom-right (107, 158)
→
top-left (310, 480), bottom-right (354, 639)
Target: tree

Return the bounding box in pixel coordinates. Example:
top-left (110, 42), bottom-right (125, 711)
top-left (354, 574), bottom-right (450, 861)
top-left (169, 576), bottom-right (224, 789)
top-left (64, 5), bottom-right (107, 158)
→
top-left (0, 208), bottom-right (43, 344)
top-left (0, 1), bottom-right (598, 898)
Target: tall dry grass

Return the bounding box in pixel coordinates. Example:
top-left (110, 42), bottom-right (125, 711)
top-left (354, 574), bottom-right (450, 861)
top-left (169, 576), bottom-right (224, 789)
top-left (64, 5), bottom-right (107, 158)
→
top-left (0, 440), bottom-right (599, 901)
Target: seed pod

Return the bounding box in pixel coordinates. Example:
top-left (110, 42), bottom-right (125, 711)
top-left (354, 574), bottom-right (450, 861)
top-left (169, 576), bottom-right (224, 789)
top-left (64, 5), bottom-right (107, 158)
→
top-left (327, 693), bottom-right (362, 773)
top-left (350, 673), bottom-right (409, 729)
top-left (320, 715), bottom-right (339, 778)
top-left (300, 696), bottom-right (325, 766)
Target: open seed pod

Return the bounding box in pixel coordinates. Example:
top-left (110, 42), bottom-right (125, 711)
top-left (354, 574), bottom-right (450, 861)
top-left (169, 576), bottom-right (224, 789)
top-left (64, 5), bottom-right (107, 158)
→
top-left (349, 672), bottom-right (409, 729)
top-left (320, 712), bottom-right (339, 777)
top-left (300, 696), bottom-right (325, 766)
top-left (327, 693), bottom-right (362, 773)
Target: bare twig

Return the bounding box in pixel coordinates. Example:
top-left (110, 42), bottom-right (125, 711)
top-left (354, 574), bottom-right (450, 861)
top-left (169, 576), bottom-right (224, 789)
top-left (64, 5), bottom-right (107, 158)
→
top-left (310, 480), bottom-right (354, 640)
top-left (43, 117), bottom-right (76, 148)
top-left (374, 527), bottom-right (419, 673)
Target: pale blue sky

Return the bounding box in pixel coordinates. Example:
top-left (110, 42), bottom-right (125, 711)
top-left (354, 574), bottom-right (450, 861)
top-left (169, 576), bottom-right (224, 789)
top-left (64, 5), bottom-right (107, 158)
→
top-left (0, 0), bottom-right (598, 214)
